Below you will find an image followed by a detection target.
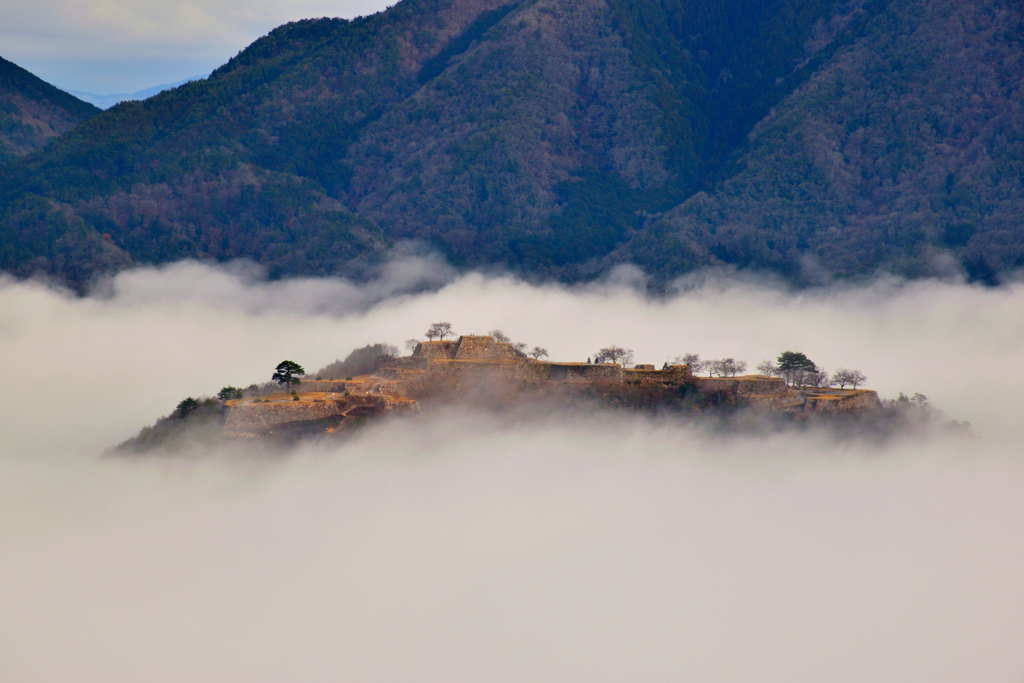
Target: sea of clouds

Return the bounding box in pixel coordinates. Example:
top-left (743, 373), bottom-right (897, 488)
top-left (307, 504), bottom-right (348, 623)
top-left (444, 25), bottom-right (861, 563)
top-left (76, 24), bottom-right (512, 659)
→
top-left (2, 259), bottom-right (1023, 681)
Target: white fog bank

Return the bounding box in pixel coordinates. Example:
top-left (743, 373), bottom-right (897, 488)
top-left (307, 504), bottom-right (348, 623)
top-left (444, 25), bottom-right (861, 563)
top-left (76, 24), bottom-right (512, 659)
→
top-left (2, 262), bottom-right (1023, 681)
top-left (2, 261), bottom-right (1022, 453)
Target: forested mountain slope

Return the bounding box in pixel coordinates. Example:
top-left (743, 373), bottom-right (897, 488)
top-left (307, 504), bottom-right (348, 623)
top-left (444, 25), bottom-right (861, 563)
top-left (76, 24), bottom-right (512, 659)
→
top-left (0, 57), bottom-right (99, 163)
top-left (631, 0), bottom-right (1024, 284)
top-left (1, 0), bottom-right (1020, 287)
top-left (0, 0), bottom-right (861, 286)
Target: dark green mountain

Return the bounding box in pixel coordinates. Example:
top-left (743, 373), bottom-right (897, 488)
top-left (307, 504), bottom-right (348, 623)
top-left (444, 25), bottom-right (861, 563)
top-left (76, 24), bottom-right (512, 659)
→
top-left (0, 56), bottom-right (99, 163)
top-left (1, 0), bottom-right (1021, 288)
top-left (629, 0), bottom-right (1024, 284)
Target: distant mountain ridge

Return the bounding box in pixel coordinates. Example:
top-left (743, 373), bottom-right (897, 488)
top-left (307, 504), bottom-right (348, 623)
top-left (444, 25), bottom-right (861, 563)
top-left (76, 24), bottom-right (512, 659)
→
top-left (68, 76), bottom-right (208, 110)
top-left (1, 0), bottom-right (1021, 288)
top-left (0, 56), bottom-right (99, 163)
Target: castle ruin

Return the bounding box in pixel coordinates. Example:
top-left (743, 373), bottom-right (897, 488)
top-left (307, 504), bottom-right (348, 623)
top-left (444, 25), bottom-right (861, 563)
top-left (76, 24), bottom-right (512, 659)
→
top-left (222, 335), bottom-right (880, 438)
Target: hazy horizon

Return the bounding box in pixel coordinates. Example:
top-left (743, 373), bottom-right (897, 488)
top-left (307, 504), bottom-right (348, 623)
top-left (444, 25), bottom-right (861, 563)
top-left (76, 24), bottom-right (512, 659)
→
top-left (2, 259), bottom-right (1023, 680)
top-left (0, 0), bottom-right (392, 94)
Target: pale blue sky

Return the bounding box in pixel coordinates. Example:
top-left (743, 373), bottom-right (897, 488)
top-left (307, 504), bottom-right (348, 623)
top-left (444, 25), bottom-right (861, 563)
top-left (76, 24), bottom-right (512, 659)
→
top-left (0, 0), bottom-right (393, 94)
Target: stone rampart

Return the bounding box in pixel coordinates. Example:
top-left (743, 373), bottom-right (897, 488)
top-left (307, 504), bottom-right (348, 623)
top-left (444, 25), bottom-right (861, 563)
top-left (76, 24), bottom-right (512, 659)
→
top-left (385, 356), bottom-right (430, 372)
top-left (426, 359), bottom-right (551, 382)
top-left (453, 335), bottom-right (521, 360)
top-left (419, 359), bottom-right (627, 383)
top-left (414, 340), bottom-right (457, 359)
top-left (295, 379), bottom-right (352, 392)
top-left (224, 400), bottom-right (345, 434)
top-left (548, 362), bottom-right (624, 382)
top-left (623, 365), bottom-right (692, 383)
top-left (803, 390), bottom-right (881, 413)
top-left (697, 375), bottom-right (789, 396)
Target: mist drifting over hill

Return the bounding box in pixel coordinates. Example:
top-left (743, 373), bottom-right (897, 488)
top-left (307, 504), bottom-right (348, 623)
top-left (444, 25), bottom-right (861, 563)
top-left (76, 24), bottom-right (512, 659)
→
top-left (2, 261), bottom-right (1024, 680)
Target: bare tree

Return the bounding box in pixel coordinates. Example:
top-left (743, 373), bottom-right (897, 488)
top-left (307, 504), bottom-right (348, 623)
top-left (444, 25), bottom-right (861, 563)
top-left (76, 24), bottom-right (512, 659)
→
top-left (677, 353), bottom-right (701, 368)
top-left (831, 369), bottom-right (867, 389)
top-left (379, 343), bottom-right (400, 364)
top-left (684, 357), bottom-right (714, 377)
top-left (425, 322), bottom-right (453, 341)
top-left (405, 339), bottom-right (420, 352)
top-left (595, 345), bottom-right (634, 366)
top-left (756, 360), bottom-right (778, 377)
top-left (529, 346), bottom-right (549, 360)
top-left (511, 341), bottom-right (528, 356)
top-left (671, 353), bottom-right (707, 375)
top-left (708, 358), bottom-right (741, 377)
top-left (488, 329), bottom-right (511, 343)
top-left (806, 368), bottom-right (830, 388)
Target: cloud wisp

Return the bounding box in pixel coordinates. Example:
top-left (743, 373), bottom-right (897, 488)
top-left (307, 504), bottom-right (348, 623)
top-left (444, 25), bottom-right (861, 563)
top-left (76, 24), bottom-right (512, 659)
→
top-left (2, 261), bottom-right (1024, 681)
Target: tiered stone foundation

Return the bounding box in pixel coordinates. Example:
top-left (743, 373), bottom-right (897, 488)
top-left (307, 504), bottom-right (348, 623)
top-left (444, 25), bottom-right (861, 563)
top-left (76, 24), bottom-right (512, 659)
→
top-left (221, 337), bottom-right (881, 440)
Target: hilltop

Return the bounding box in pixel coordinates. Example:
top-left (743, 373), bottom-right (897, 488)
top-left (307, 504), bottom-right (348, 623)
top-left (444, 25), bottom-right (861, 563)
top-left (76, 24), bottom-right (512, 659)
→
top-left (117, 334), bottom-right (901, 453)
top-left (3, 0), bottom-right (1023, 287)
top-left (0, 56), bottom-right (100, 163)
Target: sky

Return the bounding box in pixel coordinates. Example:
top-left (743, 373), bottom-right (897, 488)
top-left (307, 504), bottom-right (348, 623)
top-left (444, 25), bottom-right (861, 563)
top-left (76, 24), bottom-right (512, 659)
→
top-left (2, 261), bottom-right (1024, 680)
top-left (0, 0), bottom-right (393, 94)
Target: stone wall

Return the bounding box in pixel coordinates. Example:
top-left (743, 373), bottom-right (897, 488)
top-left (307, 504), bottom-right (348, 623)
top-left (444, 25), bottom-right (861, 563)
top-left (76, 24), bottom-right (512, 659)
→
top-left (413, 340), bottom-right (457, 359)
top-left (743, 387), bottom-right (881, 413)
top-left (224, 394), bottom-right (401, 435)
top-left (224, 400), bottom-right (345, 434)
top-left (697, 375), bottom-right (789, 396)
top-left (421, 359), bottom-right (628, 383)
top-left (804, 390), bottom-right (881, 413)
top-left (412, 336), bottom-right (525, 362)
top-left (550, 363), bottom-right (624, 382)
top-left (295, 379), bottom-right (352, 392)
top-left (426, 359), bottom-right (549, 382)
top-left (453, 336), bottom-right (521, 360)
top-left (623, 365), bottom-right (692, 383)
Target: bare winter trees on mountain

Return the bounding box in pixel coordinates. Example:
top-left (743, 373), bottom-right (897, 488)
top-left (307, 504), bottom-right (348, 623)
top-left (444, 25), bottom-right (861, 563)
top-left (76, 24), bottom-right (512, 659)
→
top-left (675, 353), bottom-right (746, 377)
top-left (711, 358), bottom-right (747, 377)
top-left (806, 368), bottom-right (830, 388)
top-left (674, 353), bottom-right (705, 374)
top-left (425, 322), bottom-right (453, 341)
top-left (595, 345), bottom-right (634, 366)
top-left (832, 369), bottom-right (867, 389)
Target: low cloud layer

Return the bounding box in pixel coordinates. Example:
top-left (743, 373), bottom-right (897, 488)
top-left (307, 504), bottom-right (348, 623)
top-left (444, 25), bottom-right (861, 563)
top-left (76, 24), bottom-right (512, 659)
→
top-left (2, 262), bottom-right (1024, 681)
